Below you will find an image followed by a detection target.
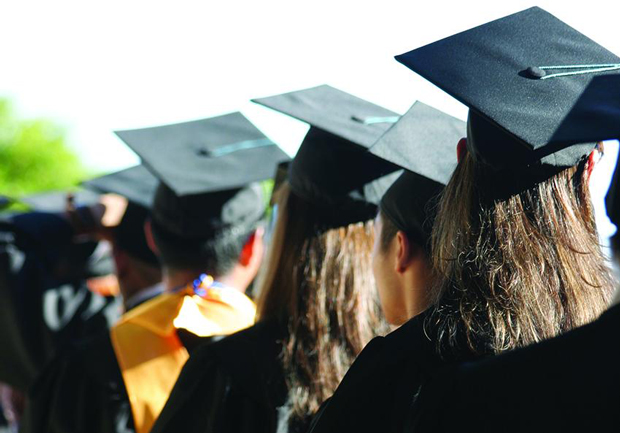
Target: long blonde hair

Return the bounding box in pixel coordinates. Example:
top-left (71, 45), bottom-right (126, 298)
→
top-left (256, 182), bottom-right (388, 424)
top-left (429, 152), bottom-right (615, 355)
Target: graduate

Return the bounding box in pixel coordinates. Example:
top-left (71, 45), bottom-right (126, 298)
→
top-left (21, 113), bottom-right (288, 433)
top-left (82, 164), bottom-right (163, 310)
top-left (150, 85), bottom-right (402, 433)
top-left (0, 188), bottom-right (121, 392)
top-left (409, 74), bottom-right (620, 433)
top-left (307, 100), bottom-right (466, 433)
top-left (18, 164), bottom-right (162, 433)
top-left (309, 7), bottom-right (618, 433)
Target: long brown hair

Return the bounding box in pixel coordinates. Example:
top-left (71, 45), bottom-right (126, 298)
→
top-left (256, 183), bottom-right (388, 424)
top-left (429, 151), bottom-right (615, 355)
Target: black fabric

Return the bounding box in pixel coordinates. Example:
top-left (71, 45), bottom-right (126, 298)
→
top-left (409, 303), bottom-right (620, 433)
top-left (114, 202), bottom-right (159, 267)
top-left (254, 85), bottom-right (403, 226)
top-left (369, 101), bottom-right (463, 245)
top-left (21, 317), bottom-right (210, 433)
top-left (151, 321), bottom-right (302, 433)
top-left (308, 311), bottom-right (483, 433)
top-left (20, 332), bottom-right (133, 433)
top-left (115, 112), bottom-right (289, 197)
top-left (0, 213), bottom-right (120, 391)
top-left (153, 182), bottom-right (266, 240)
top-left (115, 113), bottom-right (288, 239)
top-left (83, 165), bottom-right (158, 210)
top-left (396, 7), bottom-right (620, 171)
top-left (380, 171), bottom-right (443, 251)
top-left (252, 85), bottom-right (399, 149)
top-left (289, 127), bottom-right (399, 227)
top-left (369, 101), bottom-right (463, 180)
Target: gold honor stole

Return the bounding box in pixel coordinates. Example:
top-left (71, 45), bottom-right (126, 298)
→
top-left (110, 278), bottom-right (256, 433)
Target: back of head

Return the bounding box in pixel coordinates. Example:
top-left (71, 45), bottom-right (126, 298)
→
top-left (395, 6), bottom-right (620, 356)
top-left (256, 182), bottom-right (388, 422)
top-left (150, 181), bottom-right (266, 278)
top-left (430, 149), bottom-right (614, 355)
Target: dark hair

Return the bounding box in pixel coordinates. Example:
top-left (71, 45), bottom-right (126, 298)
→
top-left (378, 210), bottom-right (400, 253)
top-left (256, 183), bottom-right (388, 426)
top-left (429, 150), bottom-right (615, 355)
top-left (150, 219), bottom-right (256, 278)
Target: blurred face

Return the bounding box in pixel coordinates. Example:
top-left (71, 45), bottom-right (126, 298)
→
top-left (371, 213), bottom-right (407, 326)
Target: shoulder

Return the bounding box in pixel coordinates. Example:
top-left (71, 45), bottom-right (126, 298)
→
top-left (174, 320), bottom-right (286, 404)
top-left (189, 320), bottom-right (284, 368)
top-left (309, 317), bottom-right (434, 433)
top-left (152, 322), bottom-right (286, 433)
top-left (33, 331), bottom-right (118, 393)
top-left (419, 305), bottom-right (620, 433)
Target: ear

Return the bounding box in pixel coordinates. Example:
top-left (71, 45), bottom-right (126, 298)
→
top-left (585, 146), bottom-right (602, 182)
top-left (395, 231), bottom-right (412, 274)
top-left (144, 219), bottom-right (159, 256)
top-left (457, 138), bottom-right (468, 163)
top-left (238, 227), bottom-right (265, 267)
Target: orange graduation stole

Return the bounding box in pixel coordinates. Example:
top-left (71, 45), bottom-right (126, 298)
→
top-left (110, 276), bottom-right (256, 433)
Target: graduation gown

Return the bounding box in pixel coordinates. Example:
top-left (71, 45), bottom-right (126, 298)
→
top-left (308, 311), bottom-right (483, 433)
top-left (151, 321), bottom-right (312, 433)
top-left (21, 284), bottom-right (255, 433)
top-left (409, 303), bottom-right (620, 433)
top-left (0, 212), bottom-right (120, 391)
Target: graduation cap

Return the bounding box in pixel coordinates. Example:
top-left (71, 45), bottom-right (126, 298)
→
top-left (20, 189), bottom-right (101, 212)
top-left (83, 165), bottom-right (160, 266)
top-left (83, 165), bottom-right (158, 209)
top-left (369, 101), bottom-right (465, 249)
top-left (115, 112), bottom-right (290, 239)
top-left (396, 6), bottom-right (620, 173)
top-left (252, 85), bottom-right (401, 226)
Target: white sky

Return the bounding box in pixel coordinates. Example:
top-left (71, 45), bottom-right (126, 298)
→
top-left (1, 0), bottom-right (619, 239)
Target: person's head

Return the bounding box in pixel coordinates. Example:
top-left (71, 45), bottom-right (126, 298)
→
top-left (428, 133), bottom-right (615, 356)
top-left (372, 210), bottom-right (432, 325)
top-left (364, 101), bottom-right (465, 326)
top-left (113, 113), bottom-right (290, 292)
top-left (252, 85), bottom-right (408, 424)
top-left (146, 182), bottom-right (266, 291)
top-left (395, 7), bottom-right (620, 356)
top-left (111, 202), bottom-right (161, 303)
top-left (256, 182), bottom-right (388, 420)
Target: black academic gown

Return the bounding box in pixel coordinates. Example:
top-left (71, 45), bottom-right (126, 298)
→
top-left (20, 306), bottom-right (207, 433)
top-left (151, 321), bottom-right (307, 433)
top-left (0, 212), bottom-right (120, 391)
top-left (308, 311), bottom-right (484, 433)
top-left (409, 303), bottom-right (620, 433)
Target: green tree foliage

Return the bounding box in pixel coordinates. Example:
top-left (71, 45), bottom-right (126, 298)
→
top-left (0, 98), bottom-right (85, 198)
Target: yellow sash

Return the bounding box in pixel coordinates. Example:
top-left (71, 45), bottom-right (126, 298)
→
top-left (110, 282), bottom-right (256, 433)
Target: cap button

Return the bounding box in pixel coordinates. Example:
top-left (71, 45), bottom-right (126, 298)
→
top-left (526, 66), bottom-right (546, 79)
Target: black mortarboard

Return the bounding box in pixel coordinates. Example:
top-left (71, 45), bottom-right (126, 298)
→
top-left (370, 101), bottom-right (464, 249)
top-left (83, 165), bottom-right (158, 209)
top-left (83, 165), bottom-right (160, 266)
top-left (253, 85), bottom-right (401, 226)
top-left (115, 112), bottom-right (290, 239)
top-left (114, 201), bottom-right (160, 266)
top-left (396, 7), bottom-right (620, 173)
top-left (20, 189), bottom-right (101, 212)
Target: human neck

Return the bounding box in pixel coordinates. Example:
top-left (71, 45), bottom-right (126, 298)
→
top-left (402, 257), bottom-right (433, 321)
top-left (162, 268), bottom-right (206, 292)
top-left (162, 267), bottom-right (246, 293)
